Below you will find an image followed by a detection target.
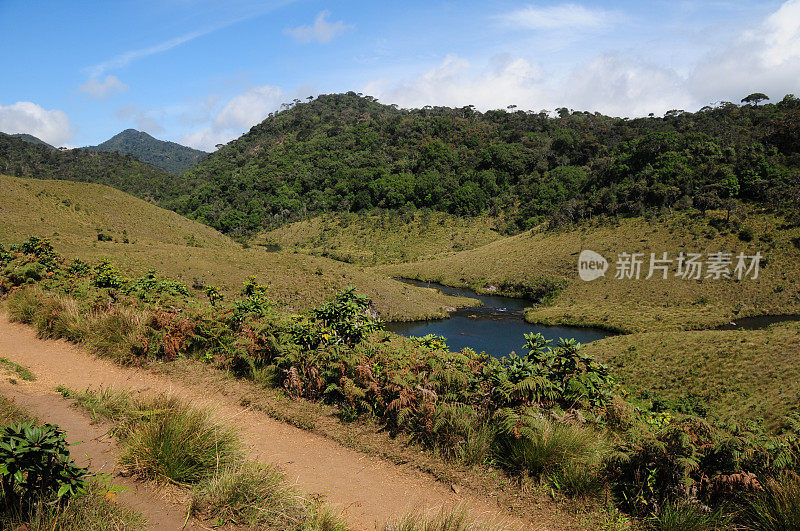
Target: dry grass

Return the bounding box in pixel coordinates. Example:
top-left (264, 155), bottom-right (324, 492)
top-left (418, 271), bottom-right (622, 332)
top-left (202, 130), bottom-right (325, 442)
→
top-left (258, 210), bottom-right (502, 265)
top-left (382, 211), bottom-right (800, 332)
top-left (583, 322), bottom-right (800, 427)
top-left (0, 175), bottom-right (475, 320)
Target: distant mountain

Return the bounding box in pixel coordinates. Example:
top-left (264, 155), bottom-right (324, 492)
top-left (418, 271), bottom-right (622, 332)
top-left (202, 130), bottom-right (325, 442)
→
top-left (86, 129), bottom-right (207, 174)
top-left (0, 132), bottom-right (176, 201)
top-left (10, 133), bottom-right (55, 150)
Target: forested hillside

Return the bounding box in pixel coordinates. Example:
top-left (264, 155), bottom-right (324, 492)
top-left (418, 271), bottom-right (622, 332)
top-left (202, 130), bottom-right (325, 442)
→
top-left (171, 92), bottom-right (800, 236)
top-left (86, 129), bottom-right (207, 174)
top-left (0, 133), bottom-right (176, 200)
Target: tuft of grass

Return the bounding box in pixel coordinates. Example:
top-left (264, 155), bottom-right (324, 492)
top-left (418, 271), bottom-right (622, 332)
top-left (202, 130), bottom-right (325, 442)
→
top-left (0, 393), bottom-right (36, 426)
top-left (646, 501), bottom-right (728, 531)
top-left (384, 504), bottom-right (508, 531)
top-left (493, 414), bottom-right (605, 481)
top-left (0, 477), bottom-right (147, 530)
top-left (118, 394), bottom-right (241, 485)
top-left (191, 462), bottom-right (347, 530)
top-left (59, 386), bottom-right (132, 423)
top-left (737, 473), bottom-right (800, 530)
top-left (0, 357), bottom-right (36, 381)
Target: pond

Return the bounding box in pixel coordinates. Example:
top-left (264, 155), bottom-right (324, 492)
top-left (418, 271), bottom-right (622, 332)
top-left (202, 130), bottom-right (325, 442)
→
top-left (714, 314), bottom-right (800, 330)
top-left (385, 279), bottom-right (615, 357)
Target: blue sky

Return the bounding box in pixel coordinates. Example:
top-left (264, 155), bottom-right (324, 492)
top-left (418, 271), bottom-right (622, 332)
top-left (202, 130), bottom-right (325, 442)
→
top-left (1, 1), bottom-right (798, 150)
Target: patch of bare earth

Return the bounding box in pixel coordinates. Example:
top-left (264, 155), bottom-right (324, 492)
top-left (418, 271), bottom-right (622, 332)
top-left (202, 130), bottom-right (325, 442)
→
top-left (0, 313), bottom-right (575, 530)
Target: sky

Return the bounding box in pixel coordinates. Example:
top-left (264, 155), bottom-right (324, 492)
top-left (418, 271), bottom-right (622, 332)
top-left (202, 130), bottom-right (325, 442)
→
top-left (1, 0), bottom-right (799, 151)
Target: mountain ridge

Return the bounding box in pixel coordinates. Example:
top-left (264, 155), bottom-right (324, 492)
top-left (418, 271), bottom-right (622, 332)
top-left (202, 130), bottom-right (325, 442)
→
top-left (86, 129), bottom-right (207, 174)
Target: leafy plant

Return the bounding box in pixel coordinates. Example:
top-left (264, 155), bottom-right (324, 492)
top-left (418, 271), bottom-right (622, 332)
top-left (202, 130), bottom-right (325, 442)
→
top-left (0, 422), bottom-right (89, 514)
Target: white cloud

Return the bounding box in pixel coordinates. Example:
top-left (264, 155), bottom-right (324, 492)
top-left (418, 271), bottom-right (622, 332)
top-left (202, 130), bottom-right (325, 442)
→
top-left (498, 3), bottom-right (620, 31)
top-left (285, 11), bottom-right (353, 44)
top-left (181, 85), bottom-right (284, 150)
top-left (365, 53), bottom-right (690, 117)
top-left (365, 54), bottom-right (547, 111)
top-left (79, 75), bottom-right (129, 100)
top-left (368, 1), bottom-right (800, 118)
top-left (690, 0), bottom-right (800, 105)
top-left (0, 102), bottom-right (73, 146)
top-left (215, 86), bottom-right (283, 130)
top-left (87, 28), bottom-right (212, 78)
top-left (116, 105), bottom-right (165, 135)
top-left (562, 54), bottom-right (693, 116)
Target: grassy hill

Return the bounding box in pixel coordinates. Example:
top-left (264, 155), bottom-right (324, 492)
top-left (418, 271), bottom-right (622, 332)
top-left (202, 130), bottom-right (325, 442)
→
top-left (583, 323), bottom-right (800, 428)
top-left (382, 210), bottom-right (800, 332)
top-left (0, 175), bottom-right (473, 320)
top-left (86, 129), bottom-right (207, 174)
top-left (0, 133), bottom-right (177, 201)
top-left (257, 210), bottom-right (502, 265)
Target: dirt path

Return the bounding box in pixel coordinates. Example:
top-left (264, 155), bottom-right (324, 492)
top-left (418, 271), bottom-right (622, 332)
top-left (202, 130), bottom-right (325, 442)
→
top-left (0, 385), bottom-right (197, 530)
top-left (0, 314), bottom-right (544, 530)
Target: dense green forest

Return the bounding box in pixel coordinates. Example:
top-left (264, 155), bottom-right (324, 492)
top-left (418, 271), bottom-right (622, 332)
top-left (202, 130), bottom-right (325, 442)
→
top-left (0, 132), bottom-right (177, 200)
top-left (86, 128), bottom-right (208, 174)
top-left (170, 92), bottom-right (800, 236)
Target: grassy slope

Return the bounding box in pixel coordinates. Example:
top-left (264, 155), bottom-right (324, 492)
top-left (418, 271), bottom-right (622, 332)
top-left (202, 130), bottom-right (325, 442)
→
top-left (382, 211), bottom-right (800, 332)
top-left (583, 323), bottom-right (800, 428)
top-left (257, 210), bottom-right (502, 265)
top-left (0, 175), bottom-right (473, 320)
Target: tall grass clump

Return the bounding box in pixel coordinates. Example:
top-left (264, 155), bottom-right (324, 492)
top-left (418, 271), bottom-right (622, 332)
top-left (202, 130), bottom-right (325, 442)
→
top-left (646, 501), bottom-right (728, 531)
top-left (384, 504), bottom-right (508, 531)
top-left (492, 410), bottom-right (606, 495)
top-left (737, 473), bottom-right (800, 530)
top-left (118, 395), bottom-right (240, 485)
top-left (191, 462), bottom-right (347, 530)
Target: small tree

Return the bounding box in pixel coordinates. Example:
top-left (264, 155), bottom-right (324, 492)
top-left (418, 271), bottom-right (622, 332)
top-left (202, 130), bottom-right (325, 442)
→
top-left (741, 93), bottom-right (769, 106)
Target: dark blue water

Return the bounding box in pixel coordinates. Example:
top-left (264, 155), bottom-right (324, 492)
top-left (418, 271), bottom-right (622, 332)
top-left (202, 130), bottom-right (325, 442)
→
top-left (715, 314), bottom-right (800, 330)
top-left (386, 279), bottom-right (614, 357)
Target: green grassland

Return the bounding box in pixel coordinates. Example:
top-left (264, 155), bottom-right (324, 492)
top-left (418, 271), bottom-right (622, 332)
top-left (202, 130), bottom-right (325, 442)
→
top-left (0, 175), bottom-right (474, 320)
top-left (382, 211), bottom-right (800, 332)
top-left (256, 210), bottom-right (502, 265)
top-left (583, 322), bottom-right (800, 428)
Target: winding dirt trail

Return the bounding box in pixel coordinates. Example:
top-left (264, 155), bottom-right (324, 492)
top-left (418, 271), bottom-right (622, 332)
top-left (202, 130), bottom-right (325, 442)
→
top-left (0, 314), bottom-right (547, 530)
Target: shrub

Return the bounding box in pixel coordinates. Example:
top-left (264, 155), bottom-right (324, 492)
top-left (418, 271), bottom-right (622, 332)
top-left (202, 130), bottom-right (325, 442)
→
top-left (311, 286), bottom-right (382, 345)
top-left (92, 259), bottom-right (124, 289)
top-left (119, 395), bottom-right (240, 485)
top-left (0, 422), bottom-right (89, 515)
top-left (738, 227), bottom-right (755, 242)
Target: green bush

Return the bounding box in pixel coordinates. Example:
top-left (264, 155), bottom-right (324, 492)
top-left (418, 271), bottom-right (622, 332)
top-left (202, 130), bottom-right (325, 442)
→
top-left (0, 422), bottom-right (89, 515)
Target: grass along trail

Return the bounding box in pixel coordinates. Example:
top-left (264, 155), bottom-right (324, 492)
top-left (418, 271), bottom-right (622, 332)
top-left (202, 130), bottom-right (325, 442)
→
top-left (0, 312), bottom-right (542, 530)
top-left (0, 384), bottom-right (196, 530)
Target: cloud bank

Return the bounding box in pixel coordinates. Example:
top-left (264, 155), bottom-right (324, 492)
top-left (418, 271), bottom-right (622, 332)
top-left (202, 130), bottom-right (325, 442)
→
top-left (0, 102), bottom-right (73, 146)
top-left (79, 75), bottom-right (129, 100)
